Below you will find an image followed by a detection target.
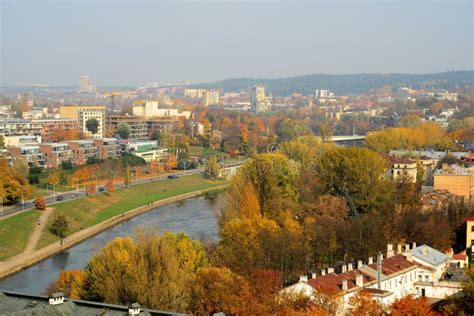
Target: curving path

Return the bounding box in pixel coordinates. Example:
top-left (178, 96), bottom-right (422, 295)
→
top-left (23, 208), bottom-right (53, 254)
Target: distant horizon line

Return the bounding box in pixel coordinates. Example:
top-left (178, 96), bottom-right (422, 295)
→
top-left (1, 69), bottom-right (473, 89)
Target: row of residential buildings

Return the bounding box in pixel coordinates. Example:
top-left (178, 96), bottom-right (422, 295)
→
top-left (3, 137), bottom-right (168, 169)
top-left (1, 102), bottom-right (191, 142)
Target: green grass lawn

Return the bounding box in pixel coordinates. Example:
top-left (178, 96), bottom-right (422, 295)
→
top-left (36, 174), bottom-right (228, 250)
top-left (0, 210), bottom-right (40, 260)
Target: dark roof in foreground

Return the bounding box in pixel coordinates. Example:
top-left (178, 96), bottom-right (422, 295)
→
top-left (0, 291), bottom-right (185, 316)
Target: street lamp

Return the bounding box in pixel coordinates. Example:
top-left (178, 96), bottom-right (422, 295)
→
top-left (110, 170), bottom-right (116, 188)
top-left (0, 196), bottom-right (3, 217)
top-left (20, 189), bottom-right (24, 210)
top-left (92, 175), bottom-right (98, 192)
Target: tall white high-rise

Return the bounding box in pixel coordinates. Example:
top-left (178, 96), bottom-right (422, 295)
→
top-left (79, 75), bottom-right (96, 93)
top-left (251, 85), bottom-right (270, 113)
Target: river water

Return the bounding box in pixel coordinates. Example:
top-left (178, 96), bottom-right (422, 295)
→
top-left (0, 197), bottom-right (220, 295)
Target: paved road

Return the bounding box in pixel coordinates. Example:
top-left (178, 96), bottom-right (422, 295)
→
top-left (0, 160), bottom-right (245, 219)
top-left (0, 168), bottom-right (203, 219)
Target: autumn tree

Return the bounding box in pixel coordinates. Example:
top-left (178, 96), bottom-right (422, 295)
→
top-left (34, 195), bottom-right (46, 210)
top-left (81, 232), bottom-right (207, 312)
top-left (205, 156), bottom-right (220, 179)
top-left (348, 291), bottom-right (384, 315)
top-left (164, 154), bottom-right (177, 171)
top-left (232, 153), bottom-right (300, 216)
top-left (105, 180), bottom-right (115, 195)
top-left (0, 159), bottom-right (31, 203)
top-left (315, 147), bottom-right (394, 215)
top-left (50, 215), bottom-right (69, 238)
top-left (51, 270), bottom-right (86, 299)
top-left (190, 267), bottom-right (254, 315)
top-left (390, 295), bottom-right (438, 316)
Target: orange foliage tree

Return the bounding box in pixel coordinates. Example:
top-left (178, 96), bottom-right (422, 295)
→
top-left (52, 270), bottom-right (86, 299)
top-left (348, 291), bottom-right (384, 315)
top-left (390, 295), bottom-right (438, 316)
top-left (34, 195), bottom-right (46, 210)
top-left (164, 154), bottom-right (177, 172)
top-left (105, 180), bottom-right (115, 195)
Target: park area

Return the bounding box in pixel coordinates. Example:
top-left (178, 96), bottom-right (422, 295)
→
top-left (0, 174), bottom-right (228, 261)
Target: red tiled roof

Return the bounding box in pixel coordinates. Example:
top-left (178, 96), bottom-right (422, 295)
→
top-left (382, 154), bottom-right (416, 165)
top-left (308, 254), bottom-right (417, 295)
top-left (466, 216), bottom-right (474, 222)
top-left (367, 254), bottom-right (417, 275)
top-left (453, 253), bottom-right (468, 260)
top-left (361, 288), bottom-right (389, 295)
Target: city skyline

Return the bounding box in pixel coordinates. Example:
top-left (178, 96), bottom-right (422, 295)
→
top-left (1, 0), bottom-right (472, 86)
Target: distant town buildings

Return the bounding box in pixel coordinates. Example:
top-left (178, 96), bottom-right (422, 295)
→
top-left (184, 88), bottom-right (220, 106)
top-left (59, 105), bottom-right (106, 139)
top-left (78, 75), bottom-right (97, 93)
top-left (315, 89), bottom-right (336, 103)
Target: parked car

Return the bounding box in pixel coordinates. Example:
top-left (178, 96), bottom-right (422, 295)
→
top-left (167, 174), bottom-right (178, 179)
top-left (56, 196), bottom-right (64, 201)
top-left (98, 187), bottom-right (105, 192)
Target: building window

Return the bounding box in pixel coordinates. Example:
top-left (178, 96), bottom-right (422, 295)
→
top-left (471, 226), bottom-right (474, 232)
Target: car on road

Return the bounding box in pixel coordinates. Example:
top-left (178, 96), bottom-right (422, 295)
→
top-left (56, 196), bottom-right (64, 201)
top-left (167, 174), bottom-right (178, 179)
top-left (98, 187), bottom-right (105, 192)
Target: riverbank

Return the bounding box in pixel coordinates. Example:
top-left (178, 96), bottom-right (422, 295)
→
top-left (0, 183), bottom-right (228, 280)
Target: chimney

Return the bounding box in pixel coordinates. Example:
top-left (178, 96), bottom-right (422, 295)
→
top-left (341, 265), bottom-right (347, 273)
top-left (311, 272), bottom-right (317, 279)
top-left (377, 252), bottom-right (383, 290)
top-left (387, 244), bottom-right (394, 258)
top-left (405, 243), bottom-right (410, 251)
top-left (422, 245), bottom-right (428, 256)
top-left (128, 303), bottom-right (141, 316)
top-left (321, 269), bottom-right (326, 276)
top-left (347, 263), bottom-right (353, 271)
top-left (357, 260), bottom-right (363, 268)
top-left (397, 244), bottom-right (402, 254)
top-left (327, 267), bottom-right (334, 274)
top-left (356, 274), bottom-right (364, 287)
top-left (412, 242), bottom-right (417, 249)
top-left (368, 256), bottom-right (373, 265)
top-left (299, 275), bottom-right (308, 282)
top-left (48, 292), bottom-right (65, 306)
top-left (342, 279), bottom-right (348, 291)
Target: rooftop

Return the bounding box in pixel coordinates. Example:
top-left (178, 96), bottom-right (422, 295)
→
top-left (411, 245), bottom-right (450, 266)
top-left (434, 165), bottom-right (472, 176)
top-left (0, 291), bottom-right (182, 316)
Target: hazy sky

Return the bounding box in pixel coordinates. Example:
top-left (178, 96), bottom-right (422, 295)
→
top-left (1, 0), bottom-right (472, 86)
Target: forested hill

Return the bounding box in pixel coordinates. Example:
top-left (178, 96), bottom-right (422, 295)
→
top-left (192, 70), bottom-right (474, 96)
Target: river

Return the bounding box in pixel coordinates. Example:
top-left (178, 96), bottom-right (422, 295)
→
top-left (0, 196), bottom-right (220, 295)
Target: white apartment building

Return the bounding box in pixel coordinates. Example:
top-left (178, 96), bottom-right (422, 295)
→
top-left (251, 85), bottom-right (271, 113)
top-left (282, 243), bottom-right (464, 315)
top-left (132, 101), bottom-right (191, 119)
top-left (202, 89), bottom-right (220, 106)
top-left (126, 140), bottom-right (168, 162)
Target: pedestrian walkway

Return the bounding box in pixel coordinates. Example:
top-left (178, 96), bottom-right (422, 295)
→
top-left (23, 208), bottom-right (53, 254)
